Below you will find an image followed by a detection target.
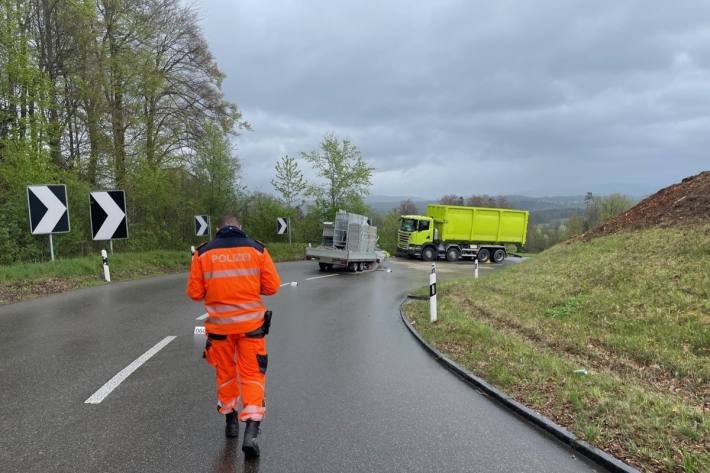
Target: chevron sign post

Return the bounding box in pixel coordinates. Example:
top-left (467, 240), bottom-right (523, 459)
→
top-left (195, 215), bottom-right (210, 238)
top-left (90, 191), bottom-right (128, 246)
top-left (26, 184), bottom-right (70, 261)
top-left (277, 217), bottom-right (291, 244)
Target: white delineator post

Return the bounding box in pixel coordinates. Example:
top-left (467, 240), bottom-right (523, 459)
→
top-left (474, 257), bottom-right (479, 279)
top-left (101, 249), bottom-right (111, 282)
top-left (49, 234), bottom-right (55, 262)
top-left (430, 262), bottom-right (437, 323)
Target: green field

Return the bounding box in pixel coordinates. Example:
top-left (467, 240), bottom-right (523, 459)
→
top-left (404, 224), bottom-right (709, 472)
top-left (0, 243), bottom-right (306, 304)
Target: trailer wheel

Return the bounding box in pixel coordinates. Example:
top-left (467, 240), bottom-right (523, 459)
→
top-left (492, 249), bottom-right (506, 263)
top-left (421, 246), bottom-right (436, 261)
top-left (356, 262), bottom-right (363, 272)
top-left (477, 248), bottom-right (490, 263)
top-left (445, 247), bottom-right (461, 262)
top-left (348, 262), bottom-right (357, 272)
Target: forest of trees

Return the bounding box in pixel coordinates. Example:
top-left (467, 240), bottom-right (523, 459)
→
top-left (0, 0), bottom-right (249, 263)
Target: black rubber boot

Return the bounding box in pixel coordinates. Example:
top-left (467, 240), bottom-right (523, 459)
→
top-left (225, 412), bottom-right (239, 439)
top-left (242, 420), bottom-right (260, 458)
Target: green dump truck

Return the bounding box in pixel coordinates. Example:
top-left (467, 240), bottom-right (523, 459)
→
top-left (397, 204), bottom-right (529, 263)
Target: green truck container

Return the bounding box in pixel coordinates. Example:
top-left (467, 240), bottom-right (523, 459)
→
top-left (397, 204), bottom-right (529, 263)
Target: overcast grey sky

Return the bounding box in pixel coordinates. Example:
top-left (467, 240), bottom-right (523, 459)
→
top-left (194, 0), bottom-right (710, 198)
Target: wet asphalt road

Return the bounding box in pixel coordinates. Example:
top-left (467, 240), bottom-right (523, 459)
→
top-left (0, 258), bottom-right (605, 473)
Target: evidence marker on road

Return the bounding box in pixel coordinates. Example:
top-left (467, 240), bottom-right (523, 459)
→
top-left (90, 191), bottom-right (128, 241)
top-left (26, 184), bottom-right (70, 261)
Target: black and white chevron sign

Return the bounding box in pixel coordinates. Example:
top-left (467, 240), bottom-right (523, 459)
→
top-left (195, 215), bottom-right (209, 236)
top-left (277, 217), bottom-right (288, 235)
top-left (26, 185), bottom-right (70, 235)
top-left (90, 191), bottom-right (128, 240)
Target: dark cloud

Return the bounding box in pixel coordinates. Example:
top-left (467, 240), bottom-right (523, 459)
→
top-left (196, 0), bottom-right (710, 197)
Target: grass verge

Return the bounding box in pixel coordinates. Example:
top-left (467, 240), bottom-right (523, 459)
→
top-left (403, 224), bottom-right (709, 473)
top-left (0, 243), bottom-right (306, 305)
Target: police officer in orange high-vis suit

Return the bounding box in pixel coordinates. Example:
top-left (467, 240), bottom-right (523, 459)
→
top-left (187, 213), bottom-right (281, 458)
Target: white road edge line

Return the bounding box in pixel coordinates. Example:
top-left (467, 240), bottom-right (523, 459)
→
top-left (279, 282), bottom-right (291, 287)
top-left (195, 313), bottom-right (208, 320)
top-left (305, 274), bottom-right (339, 281)
top-left (84, 336), bottom-right (176, 404)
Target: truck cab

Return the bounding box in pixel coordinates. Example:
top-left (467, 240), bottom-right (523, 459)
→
top-left (397, 215), bottom-right (435, 259)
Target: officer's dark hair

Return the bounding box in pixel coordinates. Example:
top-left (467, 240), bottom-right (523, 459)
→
top-left (218, 213), bottom-right (241, 229)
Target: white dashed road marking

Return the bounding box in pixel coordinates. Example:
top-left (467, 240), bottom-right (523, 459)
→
top-left (195, 313), bottom-right (208, 320)
top-left (305, 274), bottom-right (339, 281)
top-left (84, 336), bottom-right (176, 404)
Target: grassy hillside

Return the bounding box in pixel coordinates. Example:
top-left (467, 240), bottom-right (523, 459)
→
top-left (404, 224), bottom-right (709, 472)
top-left (0, 243), bottom-right (306, 304)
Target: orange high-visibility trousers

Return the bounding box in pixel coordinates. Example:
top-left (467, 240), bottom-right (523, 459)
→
top-left (204, 334), bottom-right (267, 421)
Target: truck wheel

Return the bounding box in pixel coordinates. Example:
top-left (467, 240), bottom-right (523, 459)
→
top-left (421, 247), bottom-right (436, 261)
top-left (356, 262), bottom-right (363, 272)
top-left (319, 262), bottom-right (328, 271)
top-left (348, 262), bottom-right (357, 272)
top-left (477, 248), bottom-right (490, 263)
top-left (446, 247), bottom-right (461, 262)
top-left (492, 249), bottom-right (506, 263)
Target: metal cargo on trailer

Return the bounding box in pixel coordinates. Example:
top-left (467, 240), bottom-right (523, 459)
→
top-left (306, 210), bottom-right (384, 271)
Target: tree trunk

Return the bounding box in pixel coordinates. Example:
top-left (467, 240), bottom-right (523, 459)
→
top-left (86, 100), bottom-right (100, 185)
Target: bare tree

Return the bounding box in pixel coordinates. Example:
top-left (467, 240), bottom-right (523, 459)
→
top-left (440, 194), bottom-right (464, 205)
top-left (399, 199), bottom-right (419, 215)
top-left (465, 194), bottom-right (511, 208)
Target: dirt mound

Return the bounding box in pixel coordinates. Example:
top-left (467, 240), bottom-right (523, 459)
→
top-left (585, 171), bottom-right (710, 238)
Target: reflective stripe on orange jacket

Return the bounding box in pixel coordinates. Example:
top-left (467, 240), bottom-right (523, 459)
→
top-left (187, 226), bottom-right (281, 334)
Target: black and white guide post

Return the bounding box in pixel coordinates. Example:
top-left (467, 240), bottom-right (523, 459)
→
top-left (195, 215), bottom-right (210, 238)
top-left (26, 184), bottom-right (70, 261)
top-left (90, 191), bottom-right (128, 248)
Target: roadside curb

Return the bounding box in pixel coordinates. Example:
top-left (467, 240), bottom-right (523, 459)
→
top-left (399, 297), bottom-right (640, 473)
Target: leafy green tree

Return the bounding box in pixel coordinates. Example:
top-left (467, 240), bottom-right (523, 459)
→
top-left (301, 133), bottom-right (373, 218)
top-left (583, 192), bottom-right (634, 230)
top-left (600, 193), bottom-right (634, 223)
top-left (371, 208), bottom-right (402, 254)
top-left (566, 214), bottom-right (584, 237)
top-left (240, 192), bottom-right (291, 242)
top-left (192, 122), bottom-right (243, 219)
top-left (271, 154), bottom-right (307, 209)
